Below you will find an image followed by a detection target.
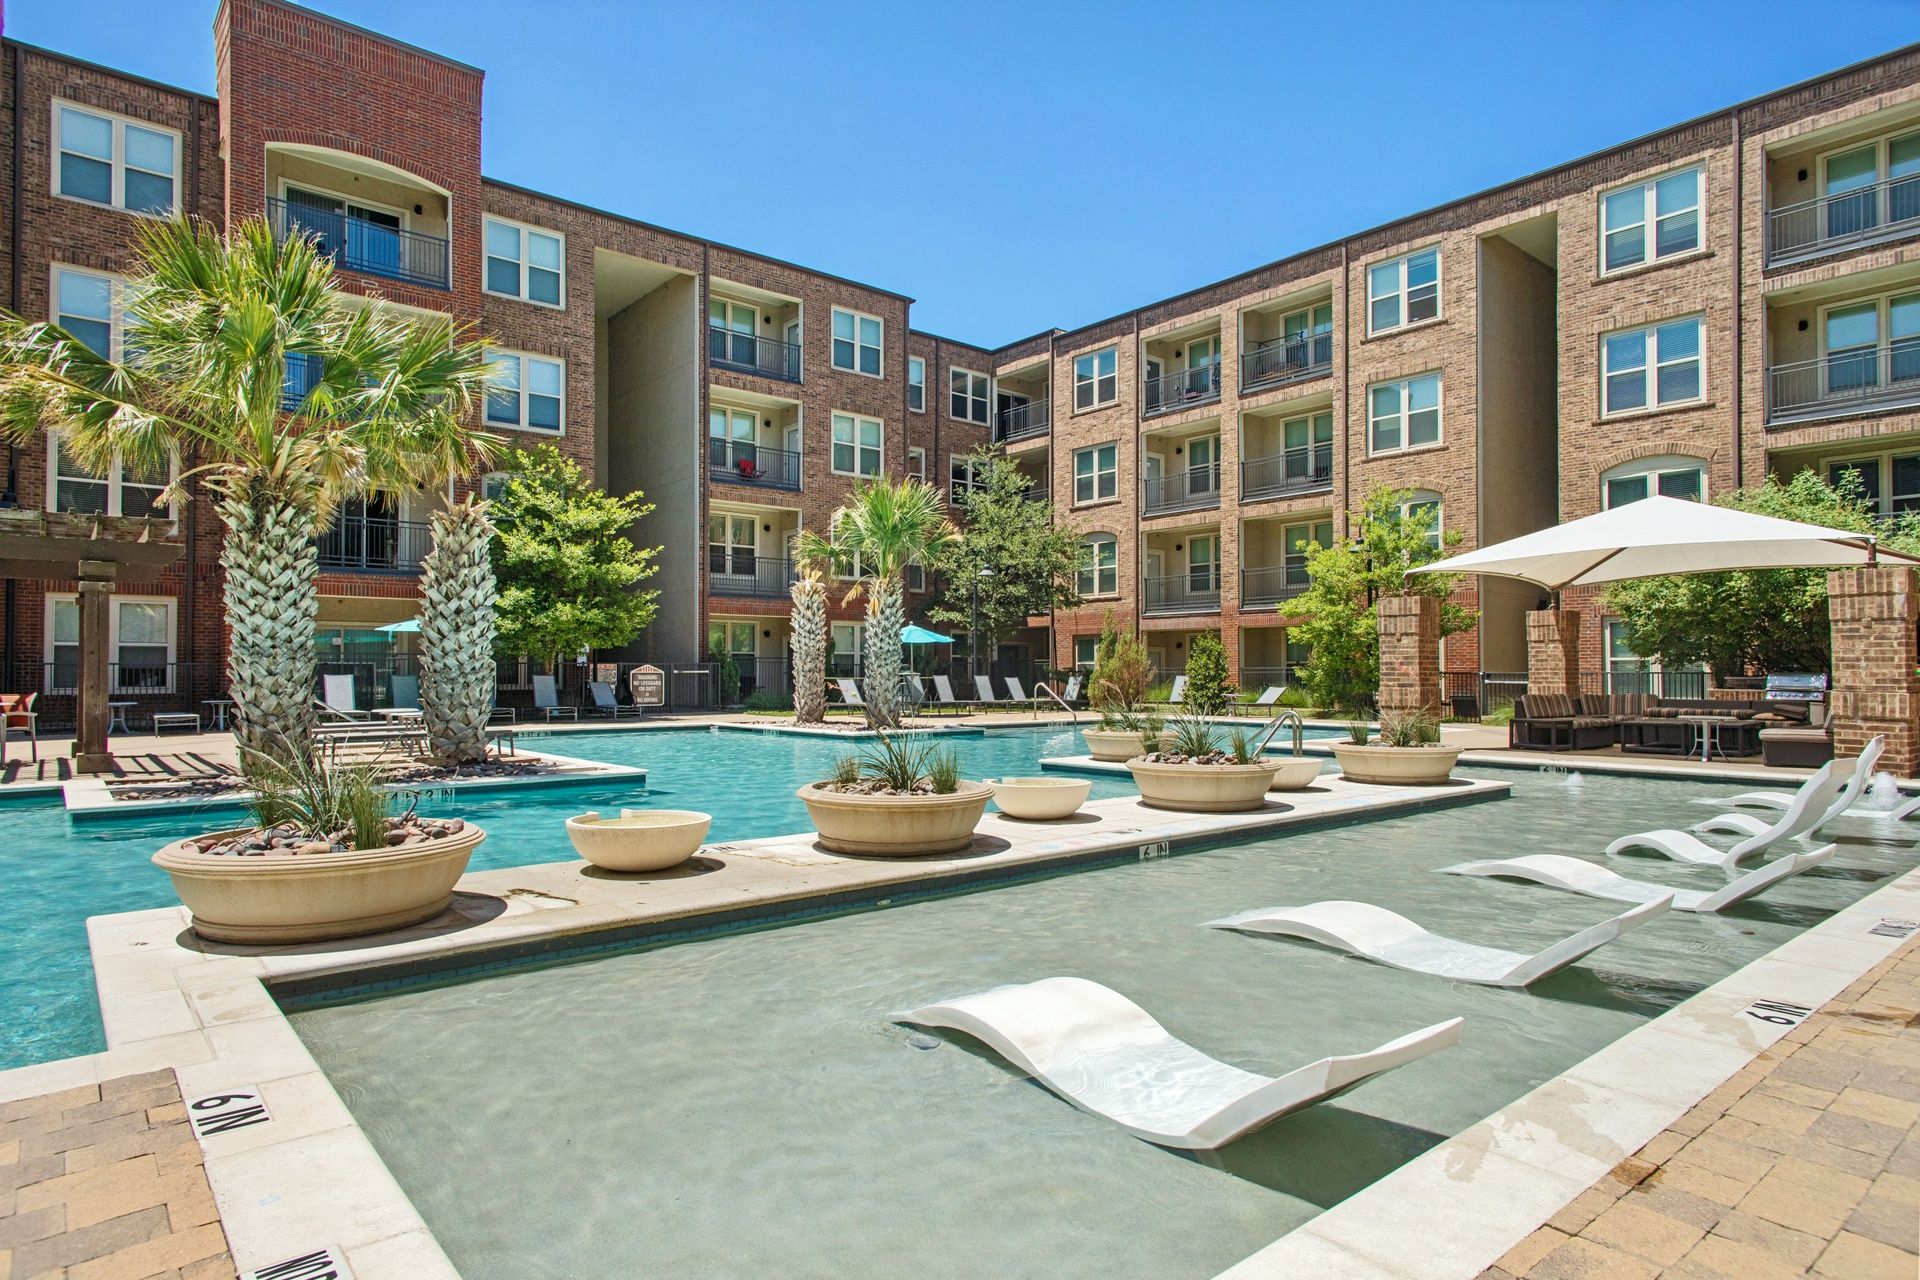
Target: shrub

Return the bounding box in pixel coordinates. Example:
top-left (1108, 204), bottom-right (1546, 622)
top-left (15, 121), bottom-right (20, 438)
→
top-left (1376, 708), bottom-right (1440, 747)
top-left (243, 741), bottom-right (407, 852)
top-left (927, 747), bottom-right (962, 795)
top-left (1162, 715), bottom-right (1218, 758)
top-left (743, 688), bottom-right (794, 712)
top-left (1184, 633), bottom-right (1234, 715)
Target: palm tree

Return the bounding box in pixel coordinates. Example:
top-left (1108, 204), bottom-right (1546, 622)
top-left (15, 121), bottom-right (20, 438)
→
top-left (824, 478), bottom-right (956, 729)
top-left (418, 497), bottom-right (497, 763)
top-left (788, 531), bottom-right (831, 725)
top-left (0, 217), bottom-right (495, 766)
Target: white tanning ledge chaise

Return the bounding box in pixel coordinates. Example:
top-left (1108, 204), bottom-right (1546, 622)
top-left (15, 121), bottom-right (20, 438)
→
top-left (1693, 737), bottom-right (1883, 841)
top-left (1207, 898), bottom-right (1670, 987)
top-left (1440, 847), bottom-right (1835, 914)
top-left (1606, 764), bottom-right (1848, 867)
top-left (895, 976), bottom-right (1461, 1150)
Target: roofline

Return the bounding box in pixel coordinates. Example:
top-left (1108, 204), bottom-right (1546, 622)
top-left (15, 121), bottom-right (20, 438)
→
top-left (3, 39), bottom-right (217, 103)
top-left (247, 0), bottom-right (484, 77)
top-left (908, 328), bottom-right (993, 352)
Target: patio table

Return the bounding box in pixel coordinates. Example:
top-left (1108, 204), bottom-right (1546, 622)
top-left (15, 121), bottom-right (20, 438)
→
top-left (1622, 715), bottom-right (1761, 763)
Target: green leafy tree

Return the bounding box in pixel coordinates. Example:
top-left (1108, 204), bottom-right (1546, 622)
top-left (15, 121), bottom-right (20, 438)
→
top-left (927, 449), bottom-right (1082, 663)
top-left (490, 445), bottom-right (660, 673)
top-left (1604, 469), bottom-right (1920, 678)
top-left (1183, 632), bottom-right (1233, 715)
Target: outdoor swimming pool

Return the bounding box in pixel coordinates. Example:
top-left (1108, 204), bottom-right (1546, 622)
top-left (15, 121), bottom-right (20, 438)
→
top-left (291, 769), bottom-right (1918, 1280)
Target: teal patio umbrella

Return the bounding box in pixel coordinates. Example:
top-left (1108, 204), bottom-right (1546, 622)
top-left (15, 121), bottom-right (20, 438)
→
top-left (899, 623), bottom-right (954, 674)
top-left (376, 618), bottom-right (421, 634)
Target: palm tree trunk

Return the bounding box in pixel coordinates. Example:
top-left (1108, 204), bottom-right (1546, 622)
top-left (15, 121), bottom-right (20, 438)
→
top-left (419, 500), bottom-right (497, 764)
top-left (790, 570), bottom-right (827, 724)
top-left (864, 577), bottom-right (904, 729)
top-left (218, 493), bottom-right (318, 766)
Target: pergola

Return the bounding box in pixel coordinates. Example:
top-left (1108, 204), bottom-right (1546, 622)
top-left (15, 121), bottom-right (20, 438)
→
top-left (0, 509), bottom-right (184, 773)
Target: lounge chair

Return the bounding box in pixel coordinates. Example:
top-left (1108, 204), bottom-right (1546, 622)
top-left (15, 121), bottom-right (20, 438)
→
top-left (1060, 675), bottom-right (1083, 704)
top-left (1208, 898), bottom-right (1670, 988)
top-left (1879, 790), bottom-right (1920, 821)
top-left (388, 674), bottom-right (419, 711)
top-left (972, 674), bottom-right (1002, 706)
top-left (588, 680), bottom-right (642, 718)
top-left (835, 677), bottom-right (866, 711)
top-left (931, 674), bottom-right (976, 713)
top-left (315, 673), bottom-right (370, 722)
top-left (1441, 848), bottom-right (1836, 914)
top-left (1168, 675), bottom-right (1187, 706)
top-left (1004, 676), bottom-right (1029, 704)
top-left (1605, 760), bottom-right (1847, 866)
top-left (1234, 686), bottom-right (1285, 716)
top-left (895, 976), bottom-right (1462, 1150)
top-left (1692, 735), bottom-right (1884, 838)
top-left (533, 674), bottom-right (577, 721)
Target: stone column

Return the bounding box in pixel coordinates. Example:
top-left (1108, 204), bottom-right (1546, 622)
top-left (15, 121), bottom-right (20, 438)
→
top-left (74, 561), bottom-right (116, 774)
top-left (1828, 566), bottom-right (1920, 776)
top-left (1526, 608), bottom-right (1582, 699)
top-left (1377, 594), bottom-right (1441, 720)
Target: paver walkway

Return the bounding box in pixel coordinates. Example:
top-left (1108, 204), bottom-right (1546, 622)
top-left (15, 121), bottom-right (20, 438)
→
top-left (0, 1069), bottom-right (232, 1279)
top-left (1483, 937), bottom-right (1920, 1280)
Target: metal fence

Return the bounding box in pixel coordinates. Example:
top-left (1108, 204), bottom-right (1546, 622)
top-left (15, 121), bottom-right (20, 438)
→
top-left (1142, 571), bottom-right (1222, 615)
top-left (1143, 364), bottom-right (1222, 415)
top-left (708, 554), bottom-right (797, 599)
top-left (316, 516), bottom-right (431, 574)
top-left (708, 329), bottom-right (802, 382)
top-left (6, 661), bottom-right (219, 732)
top-left (994, 400), bottom-right (1050, 442)
top-left (1239, 332), bottom-right (1333, 390)
top-left (707, 441), bottom-right (802, 490)
top-left (1142, 463), bottom-right (1222, 516)
top-left (1441, 668), bottom-right (1716, 718)
top-left (1241, 445), bottom-right (1333, 500)
top-left (1766, 337), bottom-right (1920, 423)
top-left (267, 197), bottom-right (449, 291)
top-left (1766, 172), bottom-right (1920, 265)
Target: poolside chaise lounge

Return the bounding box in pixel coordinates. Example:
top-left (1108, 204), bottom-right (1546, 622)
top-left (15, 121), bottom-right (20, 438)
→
top-left (1004, 676), bottom-right (1029, 704)
top-left (896, 976), bottom-right (1462, 1150)
top-left (588, 680), bottom-right (642, 719)
top-left (972, 674), bottom-right (1003, 706)
top-left (931, 674), bottom-right (976, 713)
top-left (1605, 760), bottom-right (1847, 867)
top-left (1207, 897), bottom-right (1670, 987)
top-left (533, 674), bottom-right (578, 721)
top-left (1692, 735), bottom-right (1884, 838)
top-left (1233, 686), bottom-right (1286, 716)
top-left (388, 674), bottom-right (420, 711)
top-left (835, 678), bottom-right (866, 711)
top-left (315, 673), bottom-right (371, 722)
top-left (1168, 675), bottom-right (1187, 706)
top-left (1440, 847), bottom-right (1836, 914)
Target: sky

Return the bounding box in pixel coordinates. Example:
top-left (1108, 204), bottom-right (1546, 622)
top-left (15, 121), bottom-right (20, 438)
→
top-left (9, 1), bottom-right (1919, 345)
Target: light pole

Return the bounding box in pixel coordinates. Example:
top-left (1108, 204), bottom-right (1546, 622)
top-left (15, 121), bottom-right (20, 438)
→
top-left (970, 567), bottom-right (994, 683)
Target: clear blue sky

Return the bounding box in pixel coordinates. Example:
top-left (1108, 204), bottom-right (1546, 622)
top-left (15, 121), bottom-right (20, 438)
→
top-left (10, 1), bottom-right (1917, 345)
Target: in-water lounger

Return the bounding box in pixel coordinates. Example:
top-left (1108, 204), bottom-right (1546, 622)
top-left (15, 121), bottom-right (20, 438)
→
top-left (1693, 737), bottom-right (1883, 839)
top-left (1608, 765), bottom-right (1847, 867)
top-left (895, 976), bottom-right (1461, 1150)
top-left (1439, 848), bottom-right (1836, 913)
top-left (1207, 898), bottom-right (1670, 987)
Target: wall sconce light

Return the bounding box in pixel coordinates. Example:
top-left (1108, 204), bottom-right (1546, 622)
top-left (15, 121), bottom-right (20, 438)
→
top-left (1175, 543), bottom-right (1184, 552)
top-left (764, 523), bottom-right (773, 532)
top-left (764, 629), bottom-right (772, 639)
top-left (413, 203), bottom-right (424, 216)
top-left (1797, 168), bottom-right (1809, 182)
top-left (1797, 319), bottom-right (1809, 332)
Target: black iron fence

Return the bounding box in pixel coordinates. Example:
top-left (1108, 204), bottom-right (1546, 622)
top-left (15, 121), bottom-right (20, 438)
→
top-left (1241, 444), bottom-right (1333, 500)
top-left (1239, 566), bottom-right (1309, 608)
top-left (1142, 571), bottom-right (1222, 615)
top-left (8, 661), bottom-right (218, 732)
top-left (708, 553), bottom-right (796, 599)
top-left (994, 400), bottom-right (1050, 442)
top-left (708, 328), bottom-right (802, 382)
top-left (1142, 463), bottom-right (1222, 516)
top-left (1240, 331), bottom-right (1333, 390)
top-left (1766, 337), bottom-right (1920, 424)
top-left (708, 439), bottom-right (802, 489)
top-left (316, 516), bottom-right (431, 574)
top-left (1441, 668), bottom-right (1716, 718)
top-left (1143, 363), bottom-right (1222, 415)
top-left (268, 197), bottom-right (450, 291)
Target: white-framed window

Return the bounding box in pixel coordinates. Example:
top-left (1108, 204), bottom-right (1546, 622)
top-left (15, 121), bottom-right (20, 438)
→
top-left (907, 559), bottom-right (925, 592)
top-left (484, 349), bottom-right (565, 433)
top-left (480, 471), bottom-right (512, 501)
top-left (1824, 449), bottom-right (1920, 517)
top-left (46, 593), bottom-right (176, 694)
top-left (1366, 247), bottom-right (1439, 334)
top-left (1602, 316), bottom-right (1703, 415)
top-left (830, 411), bottom-right (882, 476)
top-left (1282, 520), bottom-right (1334, 592)
top-left (907, 356), bottom-right (926, 412)
top-left (1819, 132), bottom-right (1920, 241)
top-left (1397, 491), bottom-right (1444, 551)
top-left (1819, 289), bottom-right (1920, 395)
top-left (950, 367), bottom-right (989, 423)
top-left (48, 434), bottom-right (171, 518)
top-left (483, 217), bottom-right (565, 307)
top-left (1077, 533), bottom-right (1119, 596)
top-left (1073, 347), bottom-right (1118, 410)
top-left (1604, 616), bottom-right (1705, 696)
top-left (950, 455), bottom-right (987, 497)
top-left (52, 265), bottom-right (120, 358)
top-left (906, 446), bottom-right (926, 480)
top-left (53, 101), bottom-right (177, 216)
top-left (831, 307), bottom-right (883, 376)
top-left (830, 620), bottom-right (865, 672)
top-left (1600, 166), bottom-right (1702, 274)
top-left (1073, 443), bottom-right (1118, 504)
top-left (1074, 635), bottom-right (1099, 669)
top-left (1602, 455), bottom-right (1705, 508)
top-left (1367, 372), bottom-right (1442, 454)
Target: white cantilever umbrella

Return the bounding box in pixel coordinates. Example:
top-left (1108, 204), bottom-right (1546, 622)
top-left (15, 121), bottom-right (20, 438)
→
top-left (1407, 495), bottom-right (1916, 591)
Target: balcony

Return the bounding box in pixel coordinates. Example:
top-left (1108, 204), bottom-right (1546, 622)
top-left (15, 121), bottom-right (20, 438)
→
top-left (709, 328), bottom-right (802, 382)
top-left (268, 197), bottom-right (449, 291)
top-left (1142, 462), bottom-right (1222, 517)
top-left (1241, 444), bottom-right (1333, 501)
top-left (708, 440), bottom-right (801, 490)
top-left (1021, 481), bottom-right (1050, 504)
top-left (994, 400), bottom-right (1050, 443)
top-left (1240, 332), bottom-right (1333, 392)
top-left (1767, 174), bottom-right (1920, 268)
top-left (1240, 565), bottom-right (1309, 608)
top-left (708, 553), bottom-right (796, 599)
top-left (1142, 571), bottom-right (1221, 616)
top-left (316, 515), bottom-right (429, 574)
top-left (282, 352), bottom-right (322, 412)
top-left (1766, 338), bottom-right (1920, 425)
top-left (1143, 364), bottom-right (1222, 416)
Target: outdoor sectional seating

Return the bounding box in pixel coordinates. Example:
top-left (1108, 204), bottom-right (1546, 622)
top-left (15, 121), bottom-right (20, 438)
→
top-left (1510, 691), bottom-right (1814, 754)
top-left (1508, 694), bottom-right (1614, 751)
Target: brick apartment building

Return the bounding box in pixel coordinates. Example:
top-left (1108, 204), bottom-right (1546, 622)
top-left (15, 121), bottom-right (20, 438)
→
top-left (0, 0), bottom-right (1917, 715)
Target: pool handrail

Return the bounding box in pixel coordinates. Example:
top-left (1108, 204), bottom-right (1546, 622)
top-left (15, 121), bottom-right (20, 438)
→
top-left (1250, 708), bottom-right (1305, 757)
top-left (1031, 681), bottom-right (1080, 724)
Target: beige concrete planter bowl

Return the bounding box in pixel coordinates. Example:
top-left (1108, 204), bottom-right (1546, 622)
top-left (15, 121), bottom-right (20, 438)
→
top-left (1267, 756), bottom-right (1325, 791)
top-left (1083, 728), bottom-right (1152, 762)
top-left (798, 781), bottom-right (992, 856)
top-left (566, 809), bottom-right (710, 872)
top-left (1126, 758), bottom-right (1276, 813)
top-left (152, 824), bottom-right (485, 945)
top-left (986, 776), bottom-right (1092, 821)
top-left (1333, 743), bottom-right (1464, 785)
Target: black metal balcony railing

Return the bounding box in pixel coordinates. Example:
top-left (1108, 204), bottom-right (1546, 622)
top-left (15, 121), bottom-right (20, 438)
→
top-left (268, 197), bottom-right (450, 291)
top-left (708, 553), bottom-right (796, 599)
top-left (1240, 565), bottom-right (1311, 608)
top-left (1142, 571), bottom-right (1222, 615)
top-left (1021, 482), bottom-right (1050, 504)
top-left (708, 327), bottom-right (802, 382)
top-left (1143, 363), bottom-right (1222, 415)
top-left (1766, 337), bottom-right (1920, 424)
top-left (1142, 462), bottom-right (1222, 516)
top-left (1766, 173), bottom-right (1920, 266)
top-left (1240, 444), bottom-right (1333, 501)
top-left (708, 440), bottom-right (802, 489)
top-left (282, 352), bottom-right (323, 412)
top-left (1240, 332), bottom-right (1333, 390)
top-left (316, 516), bottom-right (431, 574)
top-left (994, 400), bottom-right (1050, 442)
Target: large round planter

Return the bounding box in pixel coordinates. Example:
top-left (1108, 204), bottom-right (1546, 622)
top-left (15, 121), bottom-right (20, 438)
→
top-left (152, 824), bottom-right (485, 945)
top-left (1332, 743), bottom-right (1463, 786)
top-left (566, 809), bottom-right (710, 872)
top-left (1083, 728), bottom-right (1152, 762)
top-left (1267, 757), bottom-right (1325, 791)
top-left (1126, 758), bottom-right (1275, 813)
top-left (798, 781), bottom-right (992, 856)
top-left (986, 776), bottom-right (1092, 821)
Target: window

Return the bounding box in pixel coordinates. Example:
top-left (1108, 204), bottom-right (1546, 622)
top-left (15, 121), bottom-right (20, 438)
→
top-left (1601, 166), bottom-right (1701, 273)
top-left (54, 266), bottom-right (118, 358)
top-left (1188, 535), bottom-right (1220, 590)
top-left (1821, 132), bottom-right (1920, 240)
top-left (49, 435), bottom-right (169, 518)
top-left (1605, 617), bottom-right (1705, 697)
top-left (908, 357), bottom-right (926, 412)
top-left (480, 472), bottom-right (511, 501)
top-left (1283, 521), bottom-right (1333, 592)
top-left (1283, 411), bottom-right (1334, 482)
top-left (831, 412), bottom-right (882, 476)
top-left (483, 218), bottom-right (564, 306)
top-left (1397, 492), bottom-right (1444, 550)
top-left (485, 349), bottom-right (565, 432)
top-left (1820, 290), bottom-right (1920, 394)
top-left (708, 406), bottom-right (759, 470)
top-left (1073, 347), bottom-right (1118, 410)
top-left (1074, 636), bottom-right (1099, 669)
top-left (1826, 451), bottom-right (1920, 517)
top-left (54, 102), bottom-right (177, 215)
top-left (1367, 372), bottom-right (1442, 454)
top-left (709, 620), bottom-right (757, 663)
top-left (830, 621), bottom-right (864, 673)
top-left (831, 307), bottom-right (883, 376)
top-left (1603, 456), bottom-right (1705, 508)
top-left (1073, 443), bottom-right (1118, 504)
top-left (950, 368), bottom-right (989, 423)
top-left (1366, 247), bottom-right (1439, 334)
top-left (1284, 634), bottom-right (1312, 681)
top-left (1077, 534), bottom-right (1118, 596)
top-left (950, 455), bottom-right (986, 497)
top-left (906, 446), bottom-right (926, 480)
top-left (47, 595), bottom-right (175, 694)
top-left (708, 513), bottom-right (758, 577)
top-left (1602, 317), bottom-right (1703, 415)
top-left (907, 560), bottom-right (925, 592)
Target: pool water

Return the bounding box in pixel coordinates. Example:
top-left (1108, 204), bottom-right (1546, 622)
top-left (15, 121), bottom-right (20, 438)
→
top-left (292, 770), bottom-right (1918, 1280)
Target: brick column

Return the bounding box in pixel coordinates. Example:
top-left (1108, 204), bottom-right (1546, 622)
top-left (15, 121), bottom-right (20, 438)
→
top-left (1526, 608), bottom-right (1582, 699)
top-left (1828, 566), bottom-right (1920, 776)
top-left (1378, 594), bottom-right (1441, 719)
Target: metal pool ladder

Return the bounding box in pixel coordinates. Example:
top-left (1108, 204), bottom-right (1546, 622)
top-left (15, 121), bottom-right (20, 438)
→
top-left (1031, 682), bottom-right (1081, 724)
top-left (1249, 708), bottom-right (1306, 757)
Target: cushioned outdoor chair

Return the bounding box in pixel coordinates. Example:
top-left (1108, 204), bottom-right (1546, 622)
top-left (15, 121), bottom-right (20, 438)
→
top-left (1509, 694), bottom-right (1614, 751)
